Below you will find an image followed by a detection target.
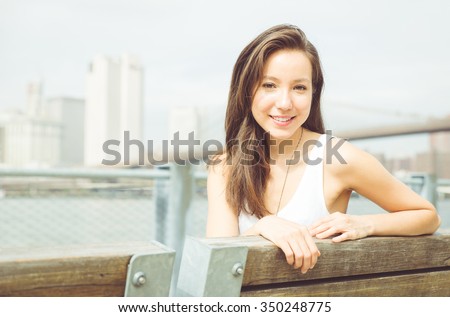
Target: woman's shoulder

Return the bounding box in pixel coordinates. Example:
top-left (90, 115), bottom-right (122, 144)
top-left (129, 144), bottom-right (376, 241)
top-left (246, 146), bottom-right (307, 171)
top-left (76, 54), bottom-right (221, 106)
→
top-left (324, 135), bottom-right (382, 176)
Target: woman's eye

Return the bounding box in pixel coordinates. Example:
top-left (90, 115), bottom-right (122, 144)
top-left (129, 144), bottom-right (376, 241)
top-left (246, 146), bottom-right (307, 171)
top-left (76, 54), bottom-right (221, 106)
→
top-left (294, 85), bottom-right (307, 91)
top-left (262, 82), bottom-right (276, 89)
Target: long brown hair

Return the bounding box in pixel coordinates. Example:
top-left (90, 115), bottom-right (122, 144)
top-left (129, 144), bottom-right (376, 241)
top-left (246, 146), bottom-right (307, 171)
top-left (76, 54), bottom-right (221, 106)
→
top-left (222, 24), bottom-right (325, 218)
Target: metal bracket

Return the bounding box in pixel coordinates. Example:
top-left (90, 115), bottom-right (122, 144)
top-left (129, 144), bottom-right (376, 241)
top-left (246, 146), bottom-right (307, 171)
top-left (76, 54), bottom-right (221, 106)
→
top-left (176, 236), bottom-right (248, 297)
top-left (124, 242), bottom-right (175, 297)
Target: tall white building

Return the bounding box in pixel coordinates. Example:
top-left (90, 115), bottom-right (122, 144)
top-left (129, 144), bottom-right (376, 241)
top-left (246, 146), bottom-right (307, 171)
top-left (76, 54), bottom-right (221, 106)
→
top-left (84, 54), bottom-right (143, 166)
top-left (45, 97), bottom-right (85, 166)
top-left (0, 80), bottom-right (85, 168)
top-left (26, 81), bottom-right (44, 117)
top-left (0, 114), bottom-right (61, 168)
top-left (0, 82), bottom-right (62, 168)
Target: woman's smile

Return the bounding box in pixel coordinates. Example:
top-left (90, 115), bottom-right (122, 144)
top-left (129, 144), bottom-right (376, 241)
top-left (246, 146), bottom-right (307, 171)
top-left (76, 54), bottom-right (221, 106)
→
top-left (251, 49), bottom-right (313, 142)
top-left (270, 115), bottom-right (296, 126)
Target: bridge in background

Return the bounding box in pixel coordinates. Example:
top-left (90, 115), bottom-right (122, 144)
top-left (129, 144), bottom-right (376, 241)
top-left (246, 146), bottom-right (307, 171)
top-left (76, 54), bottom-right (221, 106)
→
top-left (337, 116), bottom-right (450, 140)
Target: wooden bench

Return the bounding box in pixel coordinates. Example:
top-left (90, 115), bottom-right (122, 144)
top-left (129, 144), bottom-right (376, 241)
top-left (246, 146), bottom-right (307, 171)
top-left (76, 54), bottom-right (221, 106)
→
top-left (176, 231), bottom-right (450, 296)
top-left (0, 241), bottom-right (175, 296)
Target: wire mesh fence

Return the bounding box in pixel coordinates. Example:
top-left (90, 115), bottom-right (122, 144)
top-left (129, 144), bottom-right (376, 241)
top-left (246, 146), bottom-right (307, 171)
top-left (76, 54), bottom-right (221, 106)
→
top-left (0, 169), bottom-right (208, 248)
top-left (0, 168), bottom-right (448, 249)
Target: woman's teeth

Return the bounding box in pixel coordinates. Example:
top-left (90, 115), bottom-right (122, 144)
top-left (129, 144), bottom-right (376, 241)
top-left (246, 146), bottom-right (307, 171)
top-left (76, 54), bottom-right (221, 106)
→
top-left (272, 116), bottom-right (292, 122)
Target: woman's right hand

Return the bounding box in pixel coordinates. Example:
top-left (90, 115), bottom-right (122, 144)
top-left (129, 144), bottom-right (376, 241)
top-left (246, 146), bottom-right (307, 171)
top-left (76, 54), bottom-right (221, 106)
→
top-left (246, 215), bottom-right (320, 274)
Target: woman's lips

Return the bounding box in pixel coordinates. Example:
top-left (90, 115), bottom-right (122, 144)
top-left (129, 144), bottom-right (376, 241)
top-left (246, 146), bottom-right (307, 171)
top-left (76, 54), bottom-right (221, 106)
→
top-left (270, 115), bottom-right (295, 126)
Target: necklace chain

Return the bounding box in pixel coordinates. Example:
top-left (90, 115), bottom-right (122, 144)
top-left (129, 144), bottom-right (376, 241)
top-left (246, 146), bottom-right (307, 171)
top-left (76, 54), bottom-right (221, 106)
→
top-left (276, 127), bottom-right (304, 214)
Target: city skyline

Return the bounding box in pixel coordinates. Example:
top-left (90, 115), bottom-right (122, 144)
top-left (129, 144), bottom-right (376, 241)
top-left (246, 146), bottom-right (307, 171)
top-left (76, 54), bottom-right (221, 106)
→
top-left (1, 0), bottom-right (449, 163)
top-left (0, 61), bottom-right (444, 165)
top-left (1, 2), bottom-right (449, 116)
top-left (0, 74), bottom-right (448, 179)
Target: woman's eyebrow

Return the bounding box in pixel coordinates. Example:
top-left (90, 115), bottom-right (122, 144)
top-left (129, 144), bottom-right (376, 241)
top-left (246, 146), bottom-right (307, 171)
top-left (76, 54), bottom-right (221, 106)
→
top-left (262, 75), bottom-right (311, 83)
top-left (293, 78), bottom-right (311, 83)
top-left (262, 75), bottom-right (279, 81)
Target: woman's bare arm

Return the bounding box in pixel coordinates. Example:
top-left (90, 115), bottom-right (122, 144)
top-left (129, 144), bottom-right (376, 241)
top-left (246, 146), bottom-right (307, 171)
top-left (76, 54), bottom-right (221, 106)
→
top-left (310, 140), bottom-right (440, 242)
top-left (206, 160), bottom-right (240, 237)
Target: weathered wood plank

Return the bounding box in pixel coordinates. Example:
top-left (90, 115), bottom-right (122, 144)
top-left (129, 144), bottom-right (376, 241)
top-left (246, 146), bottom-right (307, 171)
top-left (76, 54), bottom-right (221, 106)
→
top-left (241, 270), bottom-right (450, 297)
top-left (197, 232), bottom-right (450, 286)
top-left (0, 242), bottom-right (170, 296)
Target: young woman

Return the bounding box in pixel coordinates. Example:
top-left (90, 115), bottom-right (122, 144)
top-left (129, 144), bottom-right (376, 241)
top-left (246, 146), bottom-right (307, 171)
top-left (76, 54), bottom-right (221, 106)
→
top-left (206, 24), bottom-right (440, 274)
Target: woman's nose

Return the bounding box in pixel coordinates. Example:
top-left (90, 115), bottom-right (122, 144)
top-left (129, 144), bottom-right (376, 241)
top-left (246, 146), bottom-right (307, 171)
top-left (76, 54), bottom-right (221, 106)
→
top-left (275, 90), bottom-right (292, 110)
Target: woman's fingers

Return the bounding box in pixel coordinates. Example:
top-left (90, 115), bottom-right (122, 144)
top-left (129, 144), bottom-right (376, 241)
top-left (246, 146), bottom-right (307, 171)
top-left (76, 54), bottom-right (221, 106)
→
top-left (277, 240), bottom-right (296, 266)
top-left (298, 227), bottom-right (317, 273)
top-left (304, 231), bottom-right (320, 269)
top-left (309, 214), bottom-right (339, 236)
top-left (312, 214), bottom-right (371, 242)
top-left (278, 236), bottom-right (306, 270)
top-left (309, 223), bottom-right (331, 237)
top-left (287, 239), bottom-right (304, 269)
top-left (309, 218), bottom-right (330, 236)
top-left (278, 234), bottom-right (318, 273)
top-left (315, 223), bottom-right (342, 239)
top-left (332, 232), bottom-right (352, 243)
top-left (288, 229), bottom-right (320, 273)
top-left (332, 230), bottom-right (362, 243)
top-left (257, 216), bottom-right (321, 272)
top-left (312, 213), bottom-right (358, 239)
top-left (298, 241), bottom-right (312, 274)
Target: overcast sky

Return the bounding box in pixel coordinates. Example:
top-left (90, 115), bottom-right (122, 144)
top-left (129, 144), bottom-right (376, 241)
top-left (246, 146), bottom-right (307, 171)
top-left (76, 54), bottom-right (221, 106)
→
top-left (1, 0), bottom-right (449, 156)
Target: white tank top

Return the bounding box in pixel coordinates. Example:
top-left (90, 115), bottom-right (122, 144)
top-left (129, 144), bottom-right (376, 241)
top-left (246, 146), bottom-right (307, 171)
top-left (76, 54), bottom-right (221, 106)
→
top-left (238, 134), bottom-right (331, 234)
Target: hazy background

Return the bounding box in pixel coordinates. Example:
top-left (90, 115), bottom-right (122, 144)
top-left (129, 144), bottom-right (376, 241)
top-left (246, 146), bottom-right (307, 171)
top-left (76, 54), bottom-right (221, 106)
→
top-left (1, 0), bottom-right (449, 248)
top-left (1, 0), bottom-right (449, 151)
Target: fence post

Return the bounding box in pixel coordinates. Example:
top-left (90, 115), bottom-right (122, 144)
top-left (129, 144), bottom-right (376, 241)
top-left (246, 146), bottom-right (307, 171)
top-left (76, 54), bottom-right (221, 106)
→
top-left (167, 163), bottom-right (193, 251)
top-left (407, 172), bottom-right (437, 207)
top-left (153, 163), bottom-right (193, 294)
top-left (154, 163), bottom-right (193, 249)
top-left (425, 174), bottom-right (437, 208)
top-left (154, 167), bottom-right (169, 244)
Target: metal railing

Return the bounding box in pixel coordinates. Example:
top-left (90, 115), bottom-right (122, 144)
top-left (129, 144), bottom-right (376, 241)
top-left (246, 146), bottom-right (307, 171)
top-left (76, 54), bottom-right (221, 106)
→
top-left (0, 166), bottom-right (194, 251)
top-left (0, 167), bottom-right (445, 237)
top-left (0, 165), bottom-right (448, 295)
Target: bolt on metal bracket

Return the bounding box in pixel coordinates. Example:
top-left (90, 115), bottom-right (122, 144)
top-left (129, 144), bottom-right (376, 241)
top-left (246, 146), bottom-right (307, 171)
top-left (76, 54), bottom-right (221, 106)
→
top-left (124, 242), bottom-right (175, 297)
top-left (232, 263), bottom-right (244, 276)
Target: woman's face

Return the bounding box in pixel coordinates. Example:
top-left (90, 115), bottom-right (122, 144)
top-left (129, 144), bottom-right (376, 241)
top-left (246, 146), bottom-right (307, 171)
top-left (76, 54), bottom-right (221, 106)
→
top-left (251, 49), bottom-right (313, 142)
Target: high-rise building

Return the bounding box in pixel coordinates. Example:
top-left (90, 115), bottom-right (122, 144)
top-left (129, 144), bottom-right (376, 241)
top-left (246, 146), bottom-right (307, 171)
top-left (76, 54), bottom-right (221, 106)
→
top-left (0, 81), bottom-right (85, 168)
top-left (0, 81), bottom-right (63, 168)
top-left (27, 81), bottom-right (44, 117)
top-left (414, 152), bottom-right (433, 174)
top-left (429, 131), bottom-right (450, 178)
top-left (430, 131), bottom-right (450, 153)
top-left (84, 54), bottom-right (143, 166)
top-left (45, 97), bottom-right (85, 166)
top-left (0, 110), bottom-right (62, 168)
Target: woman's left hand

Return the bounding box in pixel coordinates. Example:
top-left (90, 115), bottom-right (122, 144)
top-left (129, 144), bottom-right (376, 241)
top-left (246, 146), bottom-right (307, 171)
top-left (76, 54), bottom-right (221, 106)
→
top-left (309, 212), bottom-right (375, 243)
